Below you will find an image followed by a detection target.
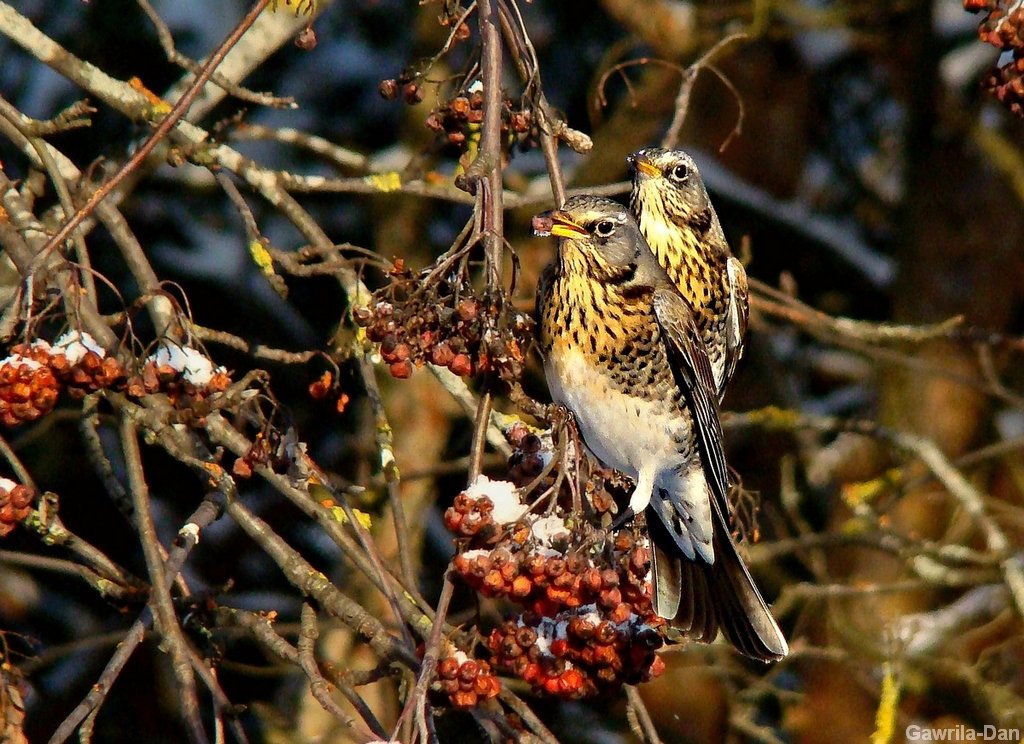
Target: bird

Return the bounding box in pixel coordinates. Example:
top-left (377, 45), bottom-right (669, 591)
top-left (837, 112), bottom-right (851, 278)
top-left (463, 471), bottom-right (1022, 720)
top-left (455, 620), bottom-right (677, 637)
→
top-left (535, 194), bottom-right (787, 662)
top-left (628, 147), bottom-right (748, 399)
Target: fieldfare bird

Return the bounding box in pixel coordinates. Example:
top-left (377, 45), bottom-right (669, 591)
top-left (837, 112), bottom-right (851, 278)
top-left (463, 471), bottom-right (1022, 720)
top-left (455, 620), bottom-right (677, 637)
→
top-left (628, 148), bottom-right (748, 398)
top-left (535, 195), bottom-right (787, 661)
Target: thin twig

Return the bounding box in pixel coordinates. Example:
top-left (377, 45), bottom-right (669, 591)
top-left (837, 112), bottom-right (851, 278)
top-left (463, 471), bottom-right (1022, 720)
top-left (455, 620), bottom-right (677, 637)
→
top-left (48, 496), bottom-right (223, 744)
top-left (394, 572), bottom-right (455, 744)
top-left (468, 391), bottom-right (493, 481)
top-left (121, 415), bottom-right (208, 744)
top-left (136, 0), bottom-right (294, 109)
top-left (661, 33), bottom-right (747, 149)
top-left (231, 123), bottom-right (366, 169)
top-left (297, 603), bottom-right (377, 743)
top-left (0, 432), bottom-right (35, 488)
top-left (37, 0), bottom-right (274, 259)
top-left (464, 0), bottom-right (505, 291)
top-left (625, 686), bottom-right (664, 744)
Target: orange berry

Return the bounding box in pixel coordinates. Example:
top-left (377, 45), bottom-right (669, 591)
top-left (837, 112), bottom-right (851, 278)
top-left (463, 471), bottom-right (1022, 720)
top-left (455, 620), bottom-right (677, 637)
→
top-left (559, 668), bottom-right (584, 695)
top-left (593, 644), bottom-right (617, 667)
top-left (543, 676), bottom-right (561, 695)
top-left (449, 353), bottom-right (473, 376)
top-left (648, 655), bottom-right (666, 678)
top-left (437, 657), bottom-right (460, 680)
top-left (511, 575), bottom-right (532, 597)
top-left (482, 570), bottom-right (504, 593)
top-left (449, 690), bottom-right (477, 708)
top-left (521, 662), bottom-right (541, 684)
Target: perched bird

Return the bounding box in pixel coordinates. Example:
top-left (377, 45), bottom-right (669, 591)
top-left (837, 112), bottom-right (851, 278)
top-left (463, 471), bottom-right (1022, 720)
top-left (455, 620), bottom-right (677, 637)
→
top-left (628, 148), bottom-right (748, 398)
top-left (535, 195), bottom-right (787, 662)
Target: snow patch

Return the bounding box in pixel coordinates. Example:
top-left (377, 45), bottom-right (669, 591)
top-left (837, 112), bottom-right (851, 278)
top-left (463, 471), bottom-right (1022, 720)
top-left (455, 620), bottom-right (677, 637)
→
top-left (531, 616), bottom-right (569, 657)
top-left (464, 475), bottom-right (525, 524)
top-left (531, 546), bottom-right (564, 559)
top-left (148, 344), bottom-right (225, 386)
top-left (577, 604), bottom-right (603, 627)
top-left (0, 355), bottom-right (42, 371)
top-left (53, 331), bottom-right (104, 364)
top-left (530, 515), bottom-right (569, 547)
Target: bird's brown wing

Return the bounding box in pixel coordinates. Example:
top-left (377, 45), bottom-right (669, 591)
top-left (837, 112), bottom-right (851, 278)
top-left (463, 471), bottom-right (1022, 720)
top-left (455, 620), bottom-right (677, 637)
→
top-left (722, 256), bottom-right (749, 397)
top-left (653, 288), bottom-right (788, 661)
top-left (652, 289), bottom-right (729, 515)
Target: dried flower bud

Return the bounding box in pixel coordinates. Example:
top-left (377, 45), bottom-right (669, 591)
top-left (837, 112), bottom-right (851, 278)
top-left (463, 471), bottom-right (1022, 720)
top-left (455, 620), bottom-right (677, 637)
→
top-left (403, 82), bottom-right (424, 105)
top-left (295, 24), bottom-right (317, 50)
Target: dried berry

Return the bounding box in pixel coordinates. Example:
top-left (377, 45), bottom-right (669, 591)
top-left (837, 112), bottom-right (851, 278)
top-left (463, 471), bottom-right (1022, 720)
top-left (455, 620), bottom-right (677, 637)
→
top-left (435, 653), bottom-right (500, 709)
top-left (449, 353), bottom-right (473, 377)
top-left (0, 353), bottom-right (60, 427)
top-left (295, 24), bottom-right (317, 50)
top-left (0, 479), bottom-right (34, 536)
top-left (388, 360), bottom-right (413, 379)
top-left (402, 82), bottom-right (424, 105)
top-left (308, 371), bottom-right (333, 400)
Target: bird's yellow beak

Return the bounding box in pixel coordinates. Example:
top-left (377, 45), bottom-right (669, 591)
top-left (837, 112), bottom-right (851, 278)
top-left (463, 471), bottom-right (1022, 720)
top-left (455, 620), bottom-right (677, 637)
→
top-left (629, 155), bottom-right (660, 179)
top-left (533, 210), bottom-right (587, 239)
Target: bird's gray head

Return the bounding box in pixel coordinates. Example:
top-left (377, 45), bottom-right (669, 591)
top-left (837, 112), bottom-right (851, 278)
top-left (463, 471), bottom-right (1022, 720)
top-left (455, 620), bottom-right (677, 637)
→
top-left (533, 195), bottom-right (665, 286)
top-left (627, 148), bottom-right (713, 229)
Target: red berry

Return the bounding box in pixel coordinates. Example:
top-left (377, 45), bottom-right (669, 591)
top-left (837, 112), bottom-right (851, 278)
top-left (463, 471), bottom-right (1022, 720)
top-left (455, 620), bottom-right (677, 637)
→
top-left (438, 657), bottom-right (460, 680)
top-left (458, 660), bottom-right (480, 683)
top-left (389, 360), bottom-right (413, 379)
top-left (449, 354), bottom-right (473, 376)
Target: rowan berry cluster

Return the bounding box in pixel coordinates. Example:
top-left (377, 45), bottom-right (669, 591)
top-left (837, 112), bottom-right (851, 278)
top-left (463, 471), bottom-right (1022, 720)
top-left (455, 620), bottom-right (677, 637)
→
top-left (0, 477), bottom-right (34, 537)
top-left (354, 262), bottom-right (532, 384)
top-left (445, 472), bottom-right (665, 699)
top-left (967, 0), bottom-right (1024, 115)
top-left (377, 11), bottom-right (473, 107)
top-left (487, 606), bottom-right (665, 699)
top-left (434, 650), bottom-right (501, 709)
top-left (230, 432), bottom-right (291, 480)
top-left (377, 75), bottom-right (425, 106)
top-left (129, 345), bottom-right (232, 408)
top-left (424, 89), bottom-right (533, 155)
top-left (0, 345), bottom-right (60, 427)
top-left (0, 332), bottom-right (230, 427)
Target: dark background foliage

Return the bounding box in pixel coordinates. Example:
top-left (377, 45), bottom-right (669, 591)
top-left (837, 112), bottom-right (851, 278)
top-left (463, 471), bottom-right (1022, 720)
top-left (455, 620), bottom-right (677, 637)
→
top-left (2, 0), bottom-right (1024, 742)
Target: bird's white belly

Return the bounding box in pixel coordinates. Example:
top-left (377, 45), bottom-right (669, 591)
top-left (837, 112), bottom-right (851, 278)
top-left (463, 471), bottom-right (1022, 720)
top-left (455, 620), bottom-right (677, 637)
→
top-left (544, 348), bottom-right (679, 478)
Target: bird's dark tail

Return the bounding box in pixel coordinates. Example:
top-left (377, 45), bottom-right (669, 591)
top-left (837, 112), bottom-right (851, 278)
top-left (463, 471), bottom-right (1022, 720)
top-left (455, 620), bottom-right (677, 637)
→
top-left (649, 503), bottom-right (788, 662)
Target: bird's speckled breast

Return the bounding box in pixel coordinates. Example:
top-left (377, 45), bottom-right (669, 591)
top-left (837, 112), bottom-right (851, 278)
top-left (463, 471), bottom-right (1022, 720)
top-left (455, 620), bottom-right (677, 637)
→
top-left (543, 347), bottom-right (682, 479)
top-left (539, 265), bottom-right (694, 478)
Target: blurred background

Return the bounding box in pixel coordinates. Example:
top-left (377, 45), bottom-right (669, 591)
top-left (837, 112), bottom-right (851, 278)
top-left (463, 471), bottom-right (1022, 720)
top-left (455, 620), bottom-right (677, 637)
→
top-left (2, 0), bottom-right (1024, 741)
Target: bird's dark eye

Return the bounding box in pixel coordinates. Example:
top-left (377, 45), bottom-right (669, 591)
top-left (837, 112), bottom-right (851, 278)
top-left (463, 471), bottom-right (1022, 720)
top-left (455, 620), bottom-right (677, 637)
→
top-left (593, 220), bottom-right (615, 237)
top-left (668, 164), bottom-right (689, 181)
